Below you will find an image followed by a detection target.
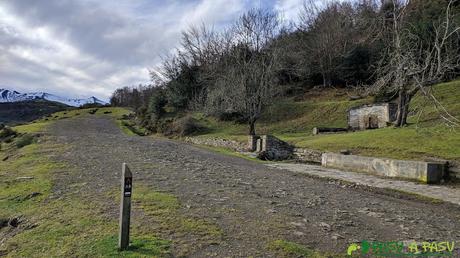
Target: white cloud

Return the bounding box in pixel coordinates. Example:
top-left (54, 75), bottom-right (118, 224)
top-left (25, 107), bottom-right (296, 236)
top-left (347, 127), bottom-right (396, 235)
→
top-left (0, 0), bottom-right (251, 100)
top-left (275, 0), bottom-right (304, 23)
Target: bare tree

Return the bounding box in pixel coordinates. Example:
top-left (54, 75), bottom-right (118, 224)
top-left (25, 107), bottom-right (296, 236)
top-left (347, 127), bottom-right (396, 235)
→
top-left (207, 9), bottom-right (282, 135)
top-left (299, 1), bottom-right (357, 86)
top-left (373, 0), bottom-right (460, 127)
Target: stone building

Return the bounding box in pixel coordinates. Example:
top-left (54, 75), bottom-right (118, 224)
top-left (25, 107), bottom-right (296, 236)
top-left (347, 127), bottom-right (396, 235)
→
top-left (348, 103), bottom-right (397, 130)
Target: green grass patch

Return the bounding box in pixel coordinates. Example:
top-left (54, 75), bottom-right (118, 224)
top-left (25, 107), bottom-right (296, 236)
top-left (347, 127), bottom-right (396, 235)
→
top-left (287, 125), bottom-right (460, 161)
top-left (13, 121), bottom-right (51, 134)
top-left (118, 120), bottom-right (147, 136)
top-left (15, 134), bottom-right (35, 148)
top-left (0, 143), bottom-right (58, 217)
top-left (94, 107), bottom-right (133, 118)
top-left (117, 120), bottom-right (138, 136)
top-left (82, 235), bottom-right (171, 258)
top-left (268, 240), bottom-right (347, 258)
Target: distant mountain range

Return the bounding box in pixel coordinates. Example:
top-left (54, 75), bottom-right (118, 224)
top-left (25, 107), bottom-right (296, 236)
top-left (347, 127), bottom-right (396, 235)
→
top-left (0, 88), bottom-right (107, 107)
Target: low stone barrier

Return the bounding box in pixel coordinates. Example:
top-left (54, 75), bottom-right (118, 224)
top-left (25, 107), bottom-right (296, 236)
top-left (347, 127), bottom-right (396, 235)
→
top-left (312, 127), bottom-right (348, 135)
top-left (321, 152), bottom-right (447, 184)
top-left (446, 161), bottom-right (460, 180)
top-left (293, 148), bottom-right (323, 163)
top-left (256, 135), bottom-right (293, 160)
top-left (184, 137), bottom-right (246, 152)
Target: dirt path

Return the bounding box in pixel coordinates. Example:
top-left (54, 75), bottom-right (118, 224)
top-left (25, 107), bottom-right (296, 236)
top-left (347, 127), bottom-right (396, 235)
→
top-left (48, 115), bottom-right (460, 257)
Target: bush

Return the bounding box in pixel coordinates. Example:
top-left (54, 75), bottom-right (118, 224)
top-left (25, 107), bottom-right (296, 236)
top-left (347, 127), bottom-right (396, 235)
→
top-left (169, 116), bottom-right (203, 137)
top-left (80, 103), bottom-right (104, 109)
top-left (88, 109), bottom-right (98, 115)
top-left (148, 89), bottom-right (167, 122)
top-left (15, 134), bottom-right (35, 148)
top-left (216, 110), bottom-right (247, 123)
top-left (0, 127), bottom-right (17, 139)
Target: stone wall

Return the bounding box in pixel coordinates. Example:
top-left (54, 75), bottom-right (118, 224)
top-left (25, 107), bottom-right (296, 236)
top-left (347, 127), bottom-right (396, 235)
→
top-left (447, 161), bottom-right (460, 180)
top-left (257, 135), bottom-right (293, 161)
top-left (184, 137), bottom-right (246, 152)
top-left (450, 168), bottom-right (460, 179)
top-left (292, 148), bottom-right (323, 163)
top-left (322, 152), bottom-right (447, 184)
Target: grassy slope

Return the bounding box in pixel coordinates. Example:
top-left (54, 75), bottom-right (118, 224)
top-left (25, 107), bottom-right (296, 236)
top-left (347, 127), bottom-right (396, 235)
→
top-left (191, 89), bottom-right (371, 142)
top-left (192, 80), bottom-right (460, 161)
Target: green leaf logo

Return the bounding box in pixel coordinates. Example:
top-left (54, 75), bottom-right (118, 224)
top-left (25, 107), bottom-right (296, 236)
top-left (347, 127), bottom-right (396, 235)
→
top-left (347, 243), bottom-right (361, 256)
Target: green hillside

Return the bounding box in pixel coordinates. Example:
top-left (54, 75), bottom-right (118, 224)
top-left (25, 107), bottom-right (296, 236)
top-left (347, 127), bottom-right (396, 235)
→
top-left (191, 80), bottom-right (460, 161)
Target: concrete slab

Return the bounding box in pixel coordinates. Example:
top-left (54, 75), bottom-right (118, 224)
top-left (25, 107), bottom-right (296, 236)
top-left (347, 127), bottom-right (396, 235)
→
top-left (321, 153), bottom-right (446, 183)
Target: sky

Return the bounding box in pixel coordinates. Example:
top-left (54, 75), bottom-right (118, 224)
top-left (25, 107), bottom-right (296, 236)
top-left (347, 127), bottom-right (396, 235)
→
top-left (0, 0), bottom-right (308, 100)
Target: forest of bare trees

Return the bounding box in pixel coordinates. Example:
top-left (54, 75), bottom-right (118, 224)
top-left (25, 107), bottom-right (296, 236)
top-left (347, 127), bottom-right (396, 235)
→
top-left (110, 0), bottom-right (460, 134)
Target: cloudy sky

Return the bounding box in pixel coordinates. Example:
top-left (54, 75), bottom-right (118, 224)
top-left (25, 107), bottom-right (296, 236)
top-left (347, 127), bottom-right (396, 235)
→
top-left (0, 0), bottom-right (306, 100)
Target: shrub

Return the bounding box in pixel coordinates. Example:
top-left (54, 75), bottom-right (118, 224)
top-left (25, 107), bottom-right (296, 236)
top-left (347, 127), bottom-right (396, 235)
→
top-left (155, 118), bottom-right (174, 135)
top-left (80, 103), bottom-right (104, 109)
top-left (88, 109), bottom-right (98, 115)
top-left (0, 127), bottom-right (17, 139)
top-left (216, 110), bottom-right (247, 123)
top-left (15, 134), bottom-right (35, 148)
top-left (148, 89), bottom-right (167, 122)
top-left (169, 116), bottom-right (203, 137)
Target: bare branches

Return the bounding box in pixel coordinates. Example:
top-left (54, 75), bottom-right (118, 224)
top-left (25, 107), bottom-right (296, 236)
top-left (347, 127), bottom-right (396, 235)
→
top-left (373, 0), bottom-right (460, 127)
top-left (204, 9), bottom-right (283, 135)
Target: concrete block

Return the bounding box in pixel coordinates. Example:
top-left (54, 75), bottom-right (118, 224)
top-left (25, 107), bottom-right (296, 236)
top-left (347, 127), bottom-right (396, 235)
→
top-left (321, 153), bottom-right (446, 184)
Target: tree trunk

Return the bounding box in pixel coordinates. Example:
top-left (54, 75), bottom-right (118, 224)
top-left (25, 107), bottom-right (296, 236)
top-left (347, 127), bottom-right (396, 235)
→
top-left (248, 119), bottom-right (256, 136)
top-left (394, 90), bottom-right (404, 126)
top-left (394, 89), bottom-right (411, 127)
top-left (401, 93), bottom-right (412, 126)
top-left (322, 73), bottom-right (332, 87)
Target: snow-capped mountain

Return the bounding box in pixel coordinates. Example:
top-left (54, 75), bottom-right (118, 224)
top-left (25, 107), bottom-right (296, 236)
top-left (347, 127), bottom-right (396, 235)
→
top-left (0, 88), bottom-right (107, 107)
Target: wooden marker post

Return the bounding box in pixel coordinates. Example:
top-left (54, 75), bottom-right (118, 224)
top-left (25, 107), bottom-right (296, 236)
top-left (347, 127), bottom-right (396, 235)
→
top-left (119, 163), bottom-right (132, 250)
